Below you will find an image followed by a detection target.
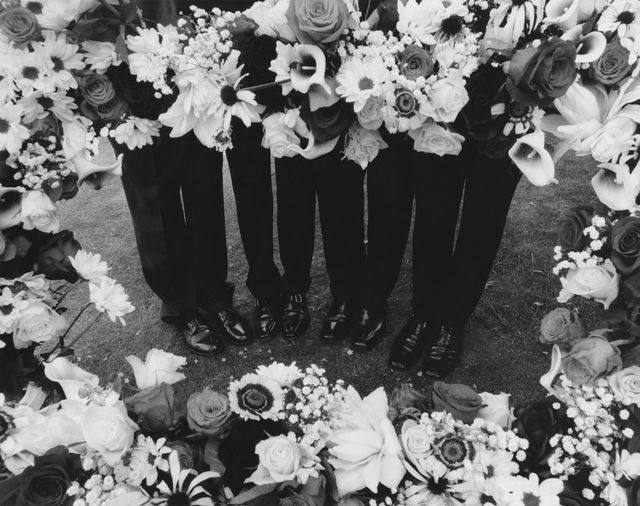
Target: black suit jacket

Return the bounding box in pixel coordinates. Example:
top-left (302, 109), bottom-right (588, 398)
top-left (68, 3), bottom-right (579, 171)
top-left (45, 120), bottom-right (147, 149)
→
top-left (138, 0), bottom-right (259, 21)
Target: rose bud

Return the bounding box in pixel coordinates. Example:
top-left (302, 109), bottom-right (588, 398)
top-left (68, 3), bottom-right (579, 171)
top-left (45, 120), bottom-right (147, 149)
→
top-left (431, 382), bottom-right (484, 424)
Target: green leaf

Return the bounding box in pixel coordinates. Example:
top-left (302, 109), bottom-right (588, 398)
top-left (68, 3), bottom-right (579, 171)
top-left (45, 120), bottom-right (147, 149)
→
top-left (228, 484), bottom-right (278, 505)
top-left (203, 438), bottom-right (226, 476)
top-left (116, 30), bottom-right (129, 65)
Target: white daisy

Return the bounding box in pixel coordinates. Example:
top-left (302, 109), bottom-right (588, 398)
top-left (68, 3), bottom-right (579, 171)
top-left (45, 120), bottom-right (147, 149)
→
top-left (228, 372), bottom-right (285, 421)
top-left (111, 117), bottom-right (161, 150)
top-left (37, 31), bottom-right (85, 90)
top-left (0, 103), bottom-right (29, 156)
top-left (18, 90), bottom-right (77, 123)
top-left (255, 362), bottom-right (303, 387)
top-left (503, 473), bottom-right (564, 505)
top-left (336, 56), bottom-right (388, 113)
top-left (14, 49), bottom-right (55, 95)
top-left (598, 0), bottom-right (640, 61)
top-left (397, 0), bottom-right (445, 45)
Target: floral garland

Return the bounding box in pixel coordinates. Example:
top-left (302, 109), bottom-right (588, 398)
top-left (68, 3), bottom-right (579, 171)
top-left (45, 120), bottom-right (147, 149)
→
top-left (1, 353), bottom-right (640, 505)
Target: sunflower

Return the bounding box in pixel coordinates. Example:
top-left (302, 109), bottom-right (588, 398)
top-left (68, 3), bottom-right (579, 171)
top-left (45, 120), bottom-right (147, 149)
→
top-left (228, 372), bottom-right (285, 421)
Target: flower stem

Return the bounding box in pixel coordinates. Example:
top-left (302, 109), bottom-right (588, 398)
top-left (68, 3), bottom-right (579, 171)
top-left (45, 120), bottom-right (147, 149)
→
top-left (242, 78), bottom-right (291, 93)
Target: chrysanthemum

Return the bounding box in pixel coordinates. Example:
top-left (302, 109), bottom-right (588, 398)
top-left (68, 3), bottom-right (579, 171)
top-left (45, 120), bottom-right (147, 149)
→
top-left (82, 40), bottom-right (121, 73)
top-left (255, 362), bottom-right (303, 388)
top-left (14, 50), bottom-right (55, 95)
top-left (598, 0), bottom-right (640, 62)
top-left (0, 103), bottom-right (29, 156)
top-left (37, 31), bottom-right (84, 90)
top-left (269, 42), bottom-right (298, 95)
top-left (69, 250), bottom-right (109, 283)
top-left (228, 372), bottom-right (285, 421)
top-left (88, 278), bottom-right (134, 325)
top-left (503, 473), bottom-right (564, 506)
top-left (397, 0), bottom-right (445, 45)
top-left (336, 56), bottom-right (388, 113)
top-left (152, 451), bottom-right (219, 506)
top-left (18, 90), bottom-right (76, 123)
top-left (127, 24), bottom-right (181, 93)
top-left (112, 117), bottom-right (161, 150)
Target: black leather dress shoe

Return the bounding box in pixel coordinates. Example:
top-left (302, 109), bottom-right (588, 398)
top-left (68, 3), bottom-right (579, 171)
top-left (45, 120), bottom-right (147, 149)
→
top-left (320, 300), bottom-right (352, 342)
top-left (182, 317), bottom-right (224, 355)
top-left (389, 316), bottom-right (431, 371)
top-left (255, 299), bottom-right (279, 342)
top-left (281, 294), bottom-right (309, 341)
top-left (351, 308), bottom-right (385, 351)
top-left (199, 306), bottom-right (254, 347)
top-left (422, 324), bottom-right (464, 378)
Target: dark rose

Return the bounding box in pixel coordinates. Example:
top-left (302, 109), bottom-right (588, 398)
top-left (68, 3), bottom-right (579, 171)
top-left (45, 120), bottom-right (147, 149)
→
top-left (286, 0), bottom-right (350, 46)
top-left (388, 383), bottom-right (429, 421)
top-left (559, 486), bottom-right (591, 506)
top-left (456, 64), bottom-right (509, 144)
top-left (431, 382), bottom-right (483, 424)
top-left (79, 74), bottom-right (116, 107)
top-left (58, 173), bottom-right (79, 201)
top-left (301, 100), bottom-right (353, 143)
top-left (557, 206), bottom-right (594, 252)
top-left (280, 491), bottom-right (317, 505)
top-left (35, 230), bottom-right (81, 283)
top-left (229, 14), bottom-right (259, 51)
top-left (506, 38), bottom-right (578, 106)
top-left (238, 35), bottom-right (283, 107)
top-left (612, 216), bottom-right (640, 275)
top-left (512, 398), bottom-right (568, 475)
top-left (399, 45), bottom-right (434, 80)
top-left (218, 419), bottom-right (287, 494)
top-left (107, 64), bottom-right (170, 119)
top-left (0, 7), bottom-right (41, 45)
top-left (125, 383), bottom-right (177, 433)
top-left (376, 0), bottom-right (399, 34)
top-left (589, 40), bottom-right (633, 86)
top-left (0, 446), bottom-right (83, 506)
top-left (93, 96), bottom-right (128, 121)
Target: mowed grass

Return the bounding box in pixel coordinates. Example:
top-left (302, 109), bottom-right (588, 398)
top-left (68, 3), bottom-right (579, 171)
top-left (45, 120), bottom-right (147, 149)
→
top-left (51, 149), bottom-right (599, 406)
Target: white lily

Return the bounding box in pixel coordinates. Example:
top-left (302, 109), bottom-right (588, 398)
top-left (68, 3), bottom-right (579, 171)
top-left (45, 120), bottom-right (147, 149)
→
top-left (44, 356), bottom-right (100, 401)
top-left (592, 156), bottom-right (640, 212)
top-left (508, 130), bottom-right (557, 186)
top-left (544, 0), bottom-right (595, 30)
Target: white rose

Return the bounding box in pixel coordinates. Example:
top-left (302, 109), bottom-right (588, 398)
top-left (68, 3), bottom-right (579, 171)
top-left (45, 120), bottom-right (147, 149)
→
top-left (262, 113), bottom-right (300, 158)
top-left (426, 77), bottom-right (469, 123)
top-left (590, 115), bottom-right (638, 163)
top-left (249, 434), bottom-right (301, 484)
top-left (62, 120), bottom-right (89, 161)
top-left (609, 366), bottom-right (640, 406)
top-left (558, 260), bottom-right (619, 309)
top-left (401, 420), bottom-right (432, 464)
top-left (357, 96), bottom-right (384, 130)
top-left (125, 348), bottom-right (187, 389)
top-left (409, 122), bottom-right (465, 157)
top-left (245, 0), bottom-right (296, 42)
top-left (81, 402), bottom-right (137, 466)
top-left (344, 123), bottom-right (388, 169)
top-left (477, 392), bottom-right (512, 428)
top-left (21, 190), bottom-right (60, 233)
top-left (12, 299), bottom-right (66, 349)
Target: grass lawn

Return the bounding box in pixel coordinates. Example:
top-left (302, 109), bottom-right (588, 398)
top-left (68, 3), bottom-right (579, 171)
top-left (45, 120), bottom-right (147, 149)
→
top-left (52, 149), bottom-right (601, 407)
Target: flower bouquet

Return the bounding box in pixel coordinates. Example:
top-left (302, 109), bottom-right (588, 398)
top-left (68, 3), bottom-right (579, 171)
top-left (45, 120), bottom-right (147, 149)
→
top-left (0, 0), bottom-right (134, 401)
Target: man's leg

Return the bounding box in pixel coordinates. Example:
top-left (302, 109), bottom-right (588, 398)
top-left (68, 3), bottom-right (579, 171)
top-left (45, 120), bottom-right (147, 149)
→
top-left (315, 152), bottom-right (365, 342)
top-left (227, 123), bottom-right (282, 341)
top-left (181, 134), bottom-right (253, 347)
top-left (423, 150), bottom-right (522, 378)
top-left (275, 155), bottom-right (317, 340)
top-left (389, 151), bottom-right (465, 370)
top-left (352, 135), bottom-right (413, 351)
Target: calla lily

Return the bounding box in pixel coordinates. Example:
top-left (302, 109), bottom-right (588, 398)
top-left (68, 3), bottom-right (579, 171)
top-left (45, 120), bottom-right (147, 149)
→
top-left (287, 132), bottom-right (341, 160)
top-left (573, 31), bottom-right (607, 64)
top-left (73, 152), bottom-right (123, 190)
top-left (0, 186), bottom-right (23, 230)
top-left (544, 0), bottom-right (595, 30)
top-left (509, 130), bottom-right (557, 186)
top-left (125, 349), bottom-right (187, 390)
top-left (328, 386), bottom-right (405, 496)
top-left (592, 161), bottom-right (640, 212)
top-left (44, 357), bottom-right (100, 401)
top-left (290, 45), bottom-right (331, 95)
top-left (309, 78), bottom-right (340, 112)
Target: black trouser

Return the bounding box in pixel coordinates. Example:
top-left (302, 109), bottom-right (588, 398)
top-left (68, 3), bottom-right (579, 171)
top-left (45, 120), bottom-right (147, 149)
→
top-left (439, 148), bottom-right (522, 325)
top-left (120, 124), bottom-right (280, 318)
top-left (275, 150), bottom-right (365, 302)
top-left (362, 135), bottom-right (465, 319)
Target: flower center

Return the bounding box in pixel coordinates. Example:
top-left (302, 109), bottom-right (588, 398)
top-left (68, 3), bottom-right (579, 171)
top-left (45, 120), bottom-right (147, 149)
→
top-left (220, 85), bottom-right (238, 106)
top-left (437, 436), bottom-right (468, 468)
top-left (427, 476), bottom-right (449, 495)
top-left (26, 1), bottom-right (43, 14)
top-left (167, 492), bottom-right (192, 506)
top-left (522, 492), bottom-right (541, 506)
top-left (358, 77), bottom-right (374, 90)
top-left (508, 101), bottom-right (530, 119)
top-left (0, 118), bottom-right (9, 134)
top-left (480, 494), bottom-right (498, 505)
top-left (238, 384), bottom-right (274, 414)
top-left (618, 10), bottom-right (636, 24)
top-left (394, 90), bottom-right (417, 116)
top-left (22, 66), bottom-right (40, 80)
top-left (440, 15), bottom-right (464, 36)
top-left (51, 56), bottom-right (64, 72)
top-left (37, 96), bottom-right (54, 109)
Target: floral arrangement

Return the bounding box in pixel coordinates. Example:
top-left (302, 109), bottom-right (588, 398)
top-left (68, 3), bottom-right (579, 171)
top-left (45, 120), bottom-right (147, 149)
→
top-left (0, 0), bottom-right (134, 402)
top-left (3, 353), bottom-right (640, 505)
